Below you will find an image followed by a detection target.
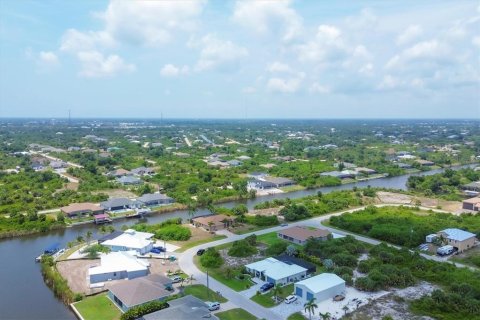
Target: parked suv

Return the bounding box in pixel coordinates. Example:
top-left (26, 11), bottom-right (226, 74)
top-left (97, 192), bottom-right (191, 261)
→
top-left (197, 249), bottom-right (206, 256)
top-left (260, 282), bottom-right (275, 292)
top-left (206, 301), bottom-right (220, 311)
top-left (284, 295), bottom-right (297, 304)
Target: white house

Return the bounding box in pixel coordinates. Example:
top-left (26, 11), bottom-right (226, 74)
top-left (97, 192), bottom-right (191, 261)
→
top-left (102, 229), bottom-right (154, 255)
top-left (88, 251), bottom-right (149, 284)
top-left (245, 257), bottom-right (307, 286)
top-left (294, 273), bottom-right (345, 302)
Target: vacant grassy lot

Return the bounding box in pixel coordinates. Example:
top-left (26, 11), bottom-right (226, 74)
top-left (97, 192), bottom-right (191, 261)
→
top-left (216, 308), bottom-right (257, 320)
top-left (183, 284), bottom-right (228, 303)
top-left (74, 294), bottom-right (121, 320)
top-left (174, 234), bottom-right (226, 253)
top-left (193, 256), bottom-right (254, 291)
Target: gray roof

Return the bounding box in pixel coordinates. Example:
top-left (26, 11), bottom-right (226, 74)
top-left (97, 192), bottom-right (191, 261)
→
top-left (101, 198), bottom-right (134, 209)
top-left (138, 193), bottom-right (173, 203)
top-left (263, 176), bottom-right (295, 185)
top-left (109, 274), bottom-right (171, 308)
top-left (142, 295), bottom-right (218, 320)
top-left (117, 176), bottom-right (143, 184)
top-left (131, 167), bottom-right (155, 174)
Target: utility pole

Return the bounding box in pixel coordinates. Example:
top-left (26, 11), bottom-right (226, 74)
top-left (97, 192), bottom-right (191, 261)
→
top-left (206, 269), bottom-right (210, 300)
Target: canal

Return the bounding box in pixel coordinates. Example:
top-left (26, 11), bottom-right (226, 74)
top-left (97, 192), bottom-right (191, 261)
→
top-left (0, 165), bottom-right (474, 319)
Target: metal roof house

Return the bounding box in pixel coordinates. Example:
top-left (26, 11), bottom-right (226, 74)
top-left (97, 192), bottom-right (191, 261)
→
top-left (88, 251), bottom-right (150, 284)
top-left (116, 176), bottom-right (143, 185)
top-left (436, 228), bottom-right (477, 253)
top-left (101, 198), bottom-right (136, 211)
top-left (294, 273), bottom-right (345, 302)
top-left (101, 229), bottom-right (154, 255)
top-left (245, 257), bottom-right (307, 286)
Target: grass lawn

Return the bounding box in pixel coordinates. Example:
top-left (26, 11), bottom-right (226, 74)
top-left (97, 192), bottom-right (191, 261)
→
top-left (193, 256), bottom-right (254, 291)
top-left (288, 312), bottom-right (307, 320)
top-left (280, 185), bottom-right (306, 192)
top-left (216, 308), bottom-right (257, 320)
top-left (175, 234), bottom-right (227, 253)
top-left (183, 284), bottom-right (228, 303)
top-left (257, 232), bottom-right (302, 250)
top-left (250, 283), bottom-right (294, 308)
top-left (232, 224), bottom-right (273, 235)
top-left (74, 294), bottom-right (121, 320)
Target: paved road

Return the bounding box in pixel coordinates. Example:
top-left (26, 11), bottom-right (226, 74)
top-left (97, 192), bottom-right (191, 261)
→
top-left (179, 203), bottom-right (476, 319)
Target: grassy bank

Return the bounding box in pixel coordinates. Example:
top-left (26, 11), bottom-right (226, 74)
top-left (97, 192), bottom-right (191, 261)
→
top-left (40, 256), bottom-right (82, 304)
top-left (73, 293), bottom-right (121, 320)
top-left (216, 308), bottom-right (257, 320)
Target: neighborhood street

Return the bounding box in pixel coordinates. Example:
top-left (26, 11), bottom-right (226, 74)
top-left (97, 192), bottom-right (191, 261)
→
top-left (178, 204), bottom-right (475, 319)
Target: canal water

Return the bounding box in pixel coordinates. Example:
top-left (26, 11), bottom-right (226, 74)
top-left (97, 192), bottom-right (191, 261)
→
top-left (0, 165), bottom-right (474, 319)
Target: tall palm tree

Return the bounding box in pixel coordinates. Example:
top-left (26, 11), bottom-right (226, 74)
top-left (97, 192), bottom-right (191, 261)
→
top-left (187, 203), bottom-right (197, 222)
top-left (342, 305), bottom-right (349, 316)
top-left (319, 311), bottom-right (331, 320)
top-left (271, 284), bottom-right (283, 303)
top-left (304, 298), bottom-right (318, 320)
top-left (76, 235), bottom-right (84, 244)
top-left (86, 231), bottom-right (93, 245)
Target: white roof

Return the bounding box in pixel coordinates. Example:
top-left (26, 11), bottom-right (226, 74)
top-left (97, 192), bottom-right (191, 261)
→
top-left (296, 273), bottom-right (345, 293)
top-left (246, 258), bottom-right (307, 281)
top-left (440, 228), bottom-right (476, 241)
top-left (102, 229), bottom-right (154, 249)
top-left (88, 251), bottom-right (149, 276)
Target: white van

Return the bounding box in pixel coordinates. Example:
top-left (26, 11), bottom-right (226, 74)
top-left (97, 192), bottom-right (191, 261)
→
top-left (206, 301), bottom-right (220, 311)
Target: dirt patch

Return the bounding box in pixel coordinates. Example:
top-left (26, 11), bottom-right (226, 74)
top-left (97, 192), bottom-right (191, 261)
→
top-left (347, 281), bottom-right (438, 320)
top-left (92, 189), bottom-right (137, 198)
top-left (247, 207), bottom-right (283, 216)
top-left (66, 182), bottom-right (78, 191)
top-left (376, 192), bottom-right (463, 214)
top-left (376, 192), bottom-right (413, 205)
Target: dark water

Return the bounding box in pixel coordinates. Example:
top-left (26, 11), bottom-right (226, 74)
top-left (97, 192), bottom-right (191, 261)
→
top-left (0, 165), bottom-right (474, 319)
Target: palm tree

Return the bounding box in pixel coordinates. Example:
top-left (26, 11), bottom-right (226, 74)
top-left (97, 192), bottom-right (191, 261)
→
top-left (271, 284), bottom-right (283, 303)
top-left (99, 225), bottom-right (107, 235)
top-left (76, 235), bottom-right (84, 244)
top-left (207, 221), bottom-right (215, 232)
top-left (86, 231), bottom-right (93, 245)
top-left (319, 311), bottom-right (331, 320)
top-left (187, 203), bottom-right (197, 222)
top-left (304, 298), bottom-right (318, 320)
top-left (342, 305), bottom-right (349, 316)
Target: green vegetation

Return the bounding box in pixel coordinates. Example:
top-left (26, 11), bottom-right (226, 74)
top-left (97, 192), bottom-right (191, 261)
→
top-left (228, 235), bottom-right (258, 257)
top-left (183, 284), bottom-right (228, 303)
top-left (0, 212), bottom-right (66, 239)
top-left (74, 294), bottom-right (121, 320)
top-left (194, 256), bottom-right (253, 291)
top-left (288, 312), bottom-right (307, 320)
top-left (251, 283), bottom-right (293, 307)
top-left (407, 168), bottom-right (480, 200)
top-left (120, 300), bottom-right (168, 320)
top-left (40, 256), bottom-right (82, 304)
top-left (174, 234), bottom-right (226, 253)
top-left (216, 308), bottom-right (257, 320)
top-left (81, 244), bottom-right (111, 259)
top-left (330, 206), bottom-right (480, 247)
top-left (131, 218), bottom-right (191, 241)
top-left (199, 247), bottom-right (224, 268)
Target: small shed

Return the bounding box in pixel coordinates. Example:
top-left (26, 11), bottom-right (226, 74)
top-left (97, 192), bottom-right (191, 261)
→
top-left (294, 273), bottom-right (345, 302)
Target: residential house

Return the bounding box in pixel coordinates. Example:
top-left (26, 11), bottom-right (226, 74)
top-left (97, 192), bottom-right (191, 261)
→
top-left (60, 202), bottom-right (104, 218)
top-left (94, 213), bottom-right (112, 224)
top-left (50, 160), bottom-right (67, 169)
top-left (101, 198), bottom-right (136, 211)
top-left (294, 273), bottom-right (345, 302)
top-left (137, 193), bottom-right (174, 207)
top-left (275, 254), bottom-right (316, 274)
top-left (354, 167), bottom-right (377, 175)
top-left (262, 176), bottom-right (295, 187)
top-left (416, 159), bottom-right (435, 166)
top-left (277, 226), bottom-right (331, 245)
top-left (320, 171), bottom-right (355, 179)
top-left (88, 251), bottom-right (150, 284)
top-left (463, 182), bottom-right (480, 192)
top-left (131, 167), bottom-right (155, 176)
top-left (245, 257), bottom-right (307, 286)
top-left (101, 229), bottom-right (154, 254)
top-left (107, 169), bottom-right (131, 177)
top-left (436, 228), bottom-right (477, 253)
top-left (142, 295), bottom-right (218, 320)
top-left (116, 176), bottom-right (143, 185)
top-left (108, 274), bottom-right (172, 312)
top-left (462, 196), bottom-right (480, 211)
top-left (192, 214), bottom-right (233, 232)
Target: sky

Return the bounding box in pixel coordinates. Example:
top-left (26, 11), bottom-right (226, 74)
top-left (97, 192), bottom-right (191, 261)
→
top-left (0, 0), bottom-right (479, 119)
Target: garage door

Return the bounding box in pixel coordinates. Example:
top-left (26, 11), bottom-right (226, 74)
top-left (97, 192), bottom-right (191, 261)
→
top-left (306, 292), bottom-right (314, 301)
top-left (295, 287), bottom-right (303, 297)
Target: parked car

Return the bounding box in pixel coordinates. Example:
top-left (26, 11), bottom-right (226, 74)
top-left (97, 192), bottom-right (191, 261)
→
top-left (150, 248), bottom-right (162, 254)
top-left (206, 301), bottom-right (220, 311)
top-left (260, 282), bottom-right (275, 292)
top-left (284, 295), bottom-right (297, 304)
top-left (170, 275), bottom-right (182, 283)
top-left (280, 223), bottom-right (288, 227)
top-left (153, 246), bottom-right (166, 252)
top-left (197, 249), bottom-right (206, 256)
top-left (333, 295), bottom-right (345, 301)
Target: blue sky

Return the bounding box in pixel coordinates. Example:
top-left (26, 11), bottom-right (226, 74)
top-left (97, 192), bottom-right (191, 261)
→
top-left (0, 0), bottom-right (479, 119)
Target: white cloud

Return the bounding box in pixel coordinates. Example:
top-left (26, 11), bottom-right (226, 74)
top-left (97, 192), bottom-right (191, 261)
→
top-left (266, 73), bottom-right (304, 93)
top-left (377, 75), bottom-right (400, 90)
top-left (189, 34), bottom-right (248, 72)
top-left (100, 0), bottom-right (206, 47)
top-left (242, 86), bottom-right (256, 94)
top-left (267, 62), bottom-right (292, 73)
top-left (60, 29), bottom-right (114, 53)
top-left (396, 25), bottom-right (423, 46)
top-left (309, 82), bottom-right (330, 94)
top-left (77, 51), bottom-right (135, 77)
top-left (160, 64), bottom-right (189, 77)
top-left (471, 36), bottom-right (480, 48)
top-left (38, 51), bottom-right (59, 67)
top-left (232, 0), bottom-right (302, 42)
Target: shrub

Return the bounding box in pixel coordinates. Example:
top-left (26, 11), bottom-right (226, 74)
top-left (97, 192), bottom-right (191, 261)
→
top-left (121, 301), bottom-right (168, 320)
top-left (228, 240), bottom-right (257, 257)
top-left (200, 248), bottom-right (224, 268)
top-left (265, 242), bottom-right (288, 256)
top-left (154, 225), bottom-right (191, 241)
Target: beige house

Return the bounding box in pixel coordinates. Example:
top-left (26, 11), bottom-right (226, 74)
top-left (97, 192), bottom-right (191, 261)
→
top-left (278, 226), bottom-right (331, 245)
top-left (462, 197), bottom-right (480, 211)
top-left (436, 228), bottom-right (477, 253)
top-left (60, 202), bottom-right (104, 217)
top-left (192, 214), bottom-right (233, 231)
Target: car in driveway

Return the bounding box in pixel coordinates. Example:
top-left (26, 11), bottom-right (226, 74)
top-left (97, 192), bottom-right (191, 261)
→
top-left (206, 301), bottom-right (220, 311)
top-left (260, 282), bottom-right (275, 292)
top-left (284, 295), bottom-right (297, 304)
top-left (196, 248), bottom-right (206, 256)
top-left (280, 223), bottom-right (288, 227)
top-left (170, 275), bottom-right (182, 283)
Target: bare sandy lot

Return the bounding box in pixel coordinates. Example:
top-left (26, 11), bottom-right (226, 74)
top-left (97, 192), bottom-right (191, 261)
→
top-left (376, 191), bottom-right (463, 214)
